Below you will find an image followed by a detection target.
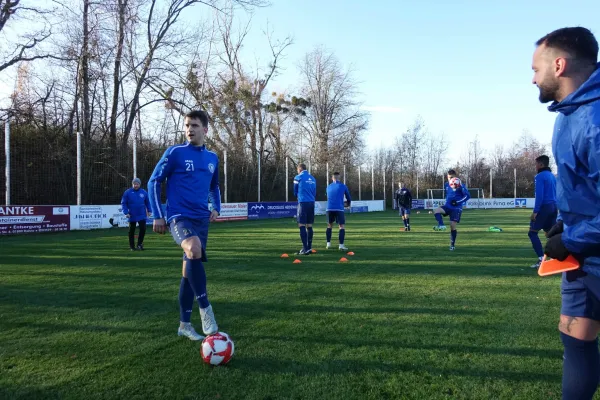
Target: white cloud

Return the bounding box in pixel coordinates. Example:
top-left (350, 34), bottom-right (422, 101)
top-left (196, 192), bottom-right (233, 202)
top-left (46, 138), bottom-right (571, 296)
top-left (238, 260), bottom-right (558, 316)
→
top-left (360, 105), bottom-right (405, 113)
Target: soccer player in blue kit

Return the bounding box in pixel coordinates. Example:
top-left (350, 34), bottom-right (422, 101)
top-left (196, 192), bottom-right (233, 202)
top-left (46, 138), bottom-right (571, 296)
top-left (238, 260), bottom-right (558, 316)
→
top-left (293, 163), bottom-right (317, 255)
top-left (432, 169), bottom-right (471, 251)
top-left (532, 26), bottom-right (600, 399)
top-left (528, 155), bottom-right (557, 269)
top-left (148, 110), bottom-right (221, 341)
top-left (325, 172), bottom-right (351, 250)
top-left (121, 177), bottom-right (151, 251)
top-left (395, 182), bottom-right (413, 232)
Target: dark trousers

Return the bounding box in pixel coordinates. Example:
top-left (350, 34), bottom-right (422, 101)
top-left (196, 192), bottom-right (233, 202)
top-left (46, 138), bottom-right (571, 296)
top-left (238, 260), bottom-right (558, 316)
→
top-left (129, 220), bottom-right (146, 248)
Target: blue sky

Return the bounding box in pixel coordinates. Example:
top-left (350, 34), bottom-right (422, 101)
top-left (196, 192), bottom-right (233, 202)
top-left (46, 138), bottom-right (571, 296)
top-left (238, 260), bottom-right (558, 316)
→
top-left (217, 0), bottom-right (600, 163)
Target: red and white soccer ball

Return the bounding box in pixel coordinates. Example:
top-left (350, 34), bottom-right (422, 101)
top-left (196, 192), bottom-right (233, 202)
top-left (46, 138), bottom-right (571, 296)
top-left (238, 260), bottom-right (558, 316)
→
top-left (201, 332), bottom-right (234, 366)
top-left (449, 177), bottom-right (462, 190)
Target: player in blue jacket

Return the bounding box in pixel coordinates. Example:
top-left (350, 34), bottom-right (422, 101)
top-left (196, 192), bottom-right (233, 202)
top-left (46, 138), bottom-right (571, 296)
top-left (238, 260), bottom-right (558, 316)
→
top-left (532, 26), bottom-right (600, 399)
top-left (528, 155), bottom-right (557, 269)
top-left (325, 172), bottom-right (351, 250)
top-left (148, 110), bottom-right (221, 341)
top-left (432, 169), bottom-right (471, 251)
top-left (395, 183), bottom-right (413, 232)
top-left (121, 177), bottom-right (151, 251)
top-left (293, 163), bottom-right (316, 255)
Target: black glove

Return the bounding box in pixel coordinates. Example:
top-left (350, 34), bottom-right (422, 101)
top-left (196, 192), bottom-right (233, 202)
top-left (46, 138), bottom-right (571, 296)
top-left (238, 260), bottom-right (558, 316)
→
top-left (544, 233), bottom-right (570, 261)
top-left (546, 220), bottom-right (564, 238)
top-left (450, 200), bottom-right (457, 207)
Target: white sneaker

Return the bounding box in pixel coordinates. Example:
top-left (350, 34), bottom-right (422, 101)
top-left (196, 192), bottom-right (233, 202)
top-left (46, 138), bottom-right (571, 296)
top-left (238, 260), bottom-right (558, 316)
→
top-left (433, 225), bottom-right (447, 231)
top-left (200, 305), bottom-right (218, 335)
top-left (177, 323), bottom-right (205, 341)
top-left (326, 242), bottom-right (331, 249)
top-left (339, 244), bottom-right (348, 250)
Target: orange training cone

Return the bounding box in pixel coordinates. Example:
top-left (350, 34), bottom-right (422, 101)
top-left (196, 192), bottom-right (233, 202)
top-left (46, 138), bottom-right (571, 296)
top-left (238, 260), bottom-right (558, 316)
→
top-left (281, 253), bottom-right (289, 258)
top-left (339, 257), bottom-right (348, 262)
top-left (347, 252), bottom-right (355, 256)
top-left (293, 259), bottom-right (302, 264)
top-left (311, 249), bottom-right (317, 253)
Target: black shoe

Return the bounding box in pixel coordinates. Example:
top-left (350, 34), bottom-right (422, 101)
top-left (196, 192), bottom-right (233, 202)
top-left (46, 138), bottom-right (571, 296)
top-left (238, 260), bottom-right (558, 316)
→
top-left (130, 247), bottom-right (136, 251)
top-left (137, 244), bottom-right (144, 251)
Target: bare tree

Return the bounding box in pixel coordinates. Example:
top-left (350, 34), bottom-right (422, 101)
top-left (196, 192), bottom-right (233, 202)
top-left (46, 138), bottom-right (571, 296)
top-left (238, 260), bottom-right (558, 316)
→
top-left (298, 46), bottom-right (368, 167)
top-left (0, 0), bottom-right (68, 73)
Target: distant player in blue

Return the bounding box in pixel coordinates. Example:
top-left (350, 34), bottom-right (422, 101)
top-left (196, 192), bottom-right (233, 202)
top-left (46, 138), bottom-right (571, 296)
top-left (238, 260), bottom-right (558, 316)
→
top-left (293, 163), bottom-right (316, 255)
top-left (395, 183), bottom-right (412, 232)
top-left (532, 27), bottom-right (600, 399)
top-left (432, 169), bottom-right (471, 251)
top-left (148, 110), bottom-right (221, 341)
top-left (121, 177), bottom-right (151, 251)
top-left (528, 155), bottom-right (557, 269)
top-left (325, 172), bottom-right (351, 250)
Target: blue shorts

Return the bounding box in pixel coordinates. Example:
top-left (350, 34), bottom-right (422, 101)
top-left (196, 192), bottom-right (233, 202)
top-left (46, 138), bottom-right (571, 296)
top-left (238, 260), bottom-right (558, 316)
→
top-left (530, 203), bottom-right (557, 232)
top-left (297, 202), bottom-right (315, 224)
top-left (169, 217), bottom-right (209, 262)
top-left (561, 270), bottom-right (600, 321)
top-left (327, 211), bottom-right (346, 225)
top-left (399, 207), bottom-right (411, 216)
top-left (441, 205), bottom-right (462, 223)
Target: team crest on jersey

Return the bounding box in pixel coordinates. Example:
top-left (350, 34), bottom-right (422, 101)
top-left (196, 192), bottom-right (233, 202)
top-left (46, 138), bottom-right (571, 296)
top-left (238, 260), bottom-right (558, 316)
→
top-left (139, 193), bottom-right (145, 198)
top-left (208, 163), bottom-right (215, 173)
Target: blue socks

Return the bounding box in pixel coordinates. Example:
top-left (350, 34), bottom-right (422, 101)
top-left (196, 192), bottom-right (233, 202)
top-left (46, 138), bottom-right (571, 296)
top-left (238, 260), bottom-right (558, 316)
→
top-left (307, 227), bottom-right (313, 249)
top-left (528, 230), bottom-right (544, 258)
top-left (178, 277), bottom-right (194, 323)
top-left (560, 332), bottom-right (600, 399)
top-left (339, 229), bottom-right (345, 245)
top-left (326, 228), bottom-right (332, 242)
top-left (435, 213), bottom-right (444, 226)
top-left (451, 230), bottom-right (457, 246)
top-left (299, 226), bottom-right (308, 250)
top-left (185, 258), bottom-right (210, 309)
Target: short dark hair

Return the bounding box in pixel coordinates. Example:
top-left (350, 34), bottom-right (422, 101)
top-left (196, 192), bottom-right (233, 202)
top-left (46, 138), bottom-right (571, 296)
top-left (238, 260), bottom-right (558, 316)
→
top-left (535, 155), bottom-right (550, 167)
top-left (298, 163), bottom-right (306, 171)
top-left (536, 27), bottom-right (598, 66)
top-left (332, 172), bottom-right (340, 176)
top-left (447, 169), bottom-right (457, 176)
top-left (185, 110), bottom-right (209, 127)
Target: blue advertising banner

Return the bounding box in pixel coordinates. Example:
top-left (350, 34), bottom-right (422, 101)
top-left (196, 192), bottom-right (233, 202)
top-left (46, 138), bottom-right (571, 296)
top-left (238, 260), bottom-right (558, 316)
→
top-left (248, 202), bottom-right (298, 220)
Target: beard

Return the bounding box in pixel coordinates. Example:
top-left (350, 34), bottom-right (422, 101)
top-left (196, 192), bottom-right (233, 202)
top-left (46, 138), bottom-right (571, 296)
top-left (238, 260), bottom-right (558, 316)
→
top-left (537, 79), bottom-right (559, 103)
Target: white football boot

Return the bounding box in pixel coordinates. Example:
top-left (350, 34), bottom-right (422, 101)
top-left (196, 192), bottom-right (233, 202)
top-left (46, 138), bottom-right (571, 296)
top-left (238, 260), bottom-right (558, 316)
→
top-left (177, 322), bottom-right (205, 341)
top-left (200, 305), bottom-right (219, 336)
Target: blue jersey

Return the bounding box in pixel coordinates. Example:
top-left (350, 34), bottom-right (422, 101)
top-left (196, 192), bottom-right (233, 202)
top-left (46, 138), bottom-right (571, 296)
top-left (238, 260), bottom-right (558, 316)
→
top-left (326, 181), bottom-right (351, 211)
top-left (533, 168), bottom-right (557, 213)
top-left (293, 170), bottom-right (316, 202)
top-left (445, 181), bottom-right (470, 209)
top-left (548, 62), bottom-right (600, 275)
top-left (148, 143), bottom-right (221, 222)
top-left (121, 188), bottom-right (150, 223)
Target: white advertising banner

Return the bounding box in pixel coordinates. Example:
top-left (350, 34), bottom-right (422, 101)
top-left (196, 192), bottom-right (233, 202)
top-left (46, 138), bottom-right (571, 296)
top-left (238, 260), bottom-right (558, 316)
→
top-left (216, 203), bottom-right (248, 221)
top-left (424, 198), bottom-right (536, 210)
top-left (70, 205), bottom-right (129, 230)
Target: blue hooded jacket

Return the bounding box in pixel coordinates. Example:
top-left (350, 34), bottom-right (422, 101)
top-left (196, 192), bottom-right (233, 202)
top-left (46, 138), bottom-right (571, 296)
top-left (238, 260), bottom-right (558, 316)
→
top-left (121, 188), bottom-right (150, 223)
top-left (548, 63), bottom-right (600, 276)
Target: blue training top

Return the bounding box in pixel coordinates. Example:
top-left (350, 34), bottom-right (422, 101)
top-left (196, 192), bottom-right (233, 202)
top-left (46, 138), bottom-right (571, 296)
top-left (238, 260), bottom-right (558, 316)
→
top-left (148, 143), bottom-right (221, 222)
top-left (533, 168), bottom-right (557, 213)
top-left (326, 181), bottom-right (351, 211)
top-left (293, 170), bottom-right (316, 202)
top-left (121, 188), bottom-right (150, 223)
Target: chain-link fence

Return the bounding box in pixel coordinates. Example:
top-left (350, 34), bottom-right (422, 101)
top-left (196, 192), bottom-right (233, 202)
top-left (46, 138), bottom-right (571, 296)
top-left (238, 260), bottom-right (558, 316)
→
top-left (1, 121), bottom-right (541, 207)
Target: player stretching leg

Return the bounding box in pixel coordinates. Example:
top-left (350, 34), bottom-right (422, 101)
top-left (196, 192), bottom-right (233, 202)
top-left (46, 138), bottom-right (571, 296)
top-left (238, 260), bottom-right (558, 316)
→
top-left (433, 169), bottom-right (471, 250)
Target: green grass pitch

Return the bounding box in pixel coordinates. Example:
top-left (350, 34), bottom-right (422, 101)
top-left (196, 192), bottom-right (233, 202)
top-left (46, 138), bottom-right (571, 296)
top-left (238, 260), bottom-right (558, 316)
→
top-left (0, 209), bottom-right (566, 400)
